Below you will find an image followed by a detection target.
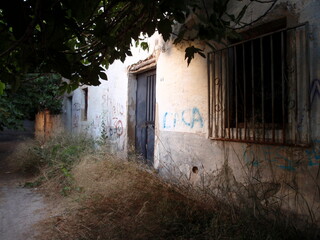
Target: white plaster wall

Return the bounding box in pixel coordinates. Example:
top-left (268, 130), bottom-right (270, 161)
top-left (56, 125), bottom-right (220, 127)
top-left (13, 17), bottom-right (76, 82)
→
top-left (63, 0), bottom-right (320, 222)
top-left (154, 0), bottom-right (320, 222)
top-left (156, 41), bottom-right (208, 135)
top-left (70, 33), bottom-right (164, 154)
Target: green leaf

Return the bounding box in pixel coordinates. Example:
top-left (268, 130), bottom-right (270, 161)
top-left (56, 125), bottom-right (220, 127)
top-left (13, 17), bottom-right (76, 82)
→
top-left (140, 42), bottom-right (149, 51)
top-left (35, 24), bottom-right (41, 32)
top-left (0, 81), bottom-right (5, 95)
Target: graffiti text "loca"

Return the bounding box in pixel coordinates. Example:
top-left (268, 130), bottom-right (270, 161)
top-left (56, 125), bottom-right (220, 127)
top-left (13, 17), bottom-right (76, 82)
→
top-left (163, 107), bottom-right (204, 129)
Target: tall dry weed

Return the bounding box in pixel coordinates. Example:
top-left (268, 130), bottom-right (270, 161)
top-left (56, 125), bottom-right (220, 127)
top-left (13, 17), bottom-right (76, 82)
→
top-left (11, 134), bottom-right (316, 239)
top-left (44, 149), bottom-right (313, 240)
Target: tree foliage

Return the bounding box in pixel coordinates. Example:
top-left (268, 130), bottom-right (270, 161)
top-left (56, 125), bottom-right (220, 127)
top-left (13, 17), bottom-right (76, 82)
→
top-left (0, 0), bottom-right (276, 91)
top-left (0, 73), bottom-right (62, 130)
top-left (0, 0), bottom-right (276, 90)
top-left (0, 0), bottom-right (188, 90)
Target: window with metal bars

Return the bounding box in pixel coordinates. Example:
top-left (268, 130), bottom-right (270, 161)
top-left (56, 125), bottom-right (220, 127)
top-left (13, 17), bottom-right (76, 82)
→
top-left (208, 23), bottom-right (310, 146)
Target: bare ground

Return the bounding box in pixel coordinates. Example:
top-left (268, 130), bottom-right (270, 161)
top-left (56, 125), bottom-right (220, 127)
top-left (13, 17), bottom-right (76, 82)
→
top-left (0, 137), bottom-right (48, 240)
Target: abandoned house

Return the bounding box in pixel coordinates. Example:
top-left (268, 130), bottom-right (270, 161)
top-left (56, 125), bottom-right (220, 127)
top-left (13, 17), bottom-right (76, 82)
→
top-left (40, 0), bottom-right (320, 223)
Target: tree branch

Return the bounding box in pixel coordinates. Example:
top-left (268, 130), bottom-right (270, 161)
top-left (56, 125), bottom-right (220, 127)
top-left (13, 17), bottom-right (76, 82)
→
top-left (233, 0), bottom-right (278, 30)
top-left (0, 0), bottom-right (41, 58)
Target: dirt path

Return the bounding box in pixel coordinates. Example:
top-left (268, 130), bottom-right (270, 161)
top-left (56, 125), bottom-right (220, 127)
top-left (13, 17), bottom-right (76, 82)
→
top-left (0, 137), bottom-right (48, 240)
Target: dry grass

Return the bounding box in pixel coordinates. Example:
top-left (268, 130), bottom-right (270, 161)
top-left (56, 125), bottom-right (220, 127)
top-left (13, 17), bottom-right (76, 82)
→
top-left (6, 138), bottom-right (41, 174)
top-left (10, 134), bottom-right (318, 240)
top-left (42, 153), bottom-right (215, 240)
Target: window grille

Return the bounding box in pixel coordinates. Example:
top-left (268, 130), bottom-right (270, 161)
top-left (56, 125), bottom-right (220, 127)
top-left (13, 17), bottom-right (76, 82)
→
top-left (146, 74), bottom-right (156, 123)
top-left (208, 23), bottom-right (310, 146)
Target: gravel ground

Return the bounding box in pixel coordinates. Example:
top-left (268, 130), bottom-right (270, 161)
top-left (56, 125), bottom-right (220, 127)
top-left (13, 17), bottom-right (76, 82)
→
top-left (0, 131), bottom-right (47, 240)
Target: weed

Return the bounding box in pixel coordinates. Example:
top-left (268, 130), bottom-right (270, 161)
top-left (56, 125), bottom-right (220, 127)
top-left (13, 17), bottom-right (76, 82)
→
top-left (8, 133), bottom-right (95, 195)
top-left (11, 134), bottom-right (318, 239)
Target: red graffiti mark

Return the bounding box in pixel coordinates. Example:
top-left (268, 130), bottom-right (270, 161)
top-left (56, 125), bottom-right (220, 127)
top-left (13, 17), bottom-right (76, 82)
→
top-left (115, 120), bottom-right (123, 136)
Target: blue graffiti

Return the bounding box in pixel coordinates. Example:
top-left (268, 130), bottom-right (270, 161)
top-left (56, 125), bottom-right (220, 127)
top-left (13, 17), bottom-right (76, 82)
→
top-left (243, 149), bottom-right (260, 167)
top-left (306, 140), bottom-right (320, 166)
top-left (163, 112), bottom-right (169, 129)
top-left (163, 107), bottom-right (204, 129)
top-left (242, 140), bottom-right (320, 171)
top-left (243, 146), bottom-right (295, 171)
top-left (163, 112), bottom-right (178, 129)
top-left (182, 108), bottom-right (204, 128)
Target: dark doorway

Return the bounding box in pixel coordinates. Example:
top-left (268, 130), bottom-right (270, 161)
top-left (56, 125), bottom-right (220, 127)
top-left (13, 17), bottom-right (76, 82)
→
top-left (135, 70), bottom-right (156, 164)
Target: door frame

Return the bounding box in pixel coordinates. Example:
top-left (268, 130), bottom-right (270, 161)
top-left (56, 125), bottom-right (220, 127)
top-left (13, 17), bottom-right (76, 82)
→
top-left (127, 56), bottom-right (157, 161)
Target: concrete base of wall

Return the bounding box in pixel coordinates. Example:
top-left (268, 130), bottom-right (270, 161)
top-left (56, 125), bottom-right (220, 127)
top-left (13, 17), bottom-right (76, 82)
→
top-left (156, 131), bottom-right (320, 225)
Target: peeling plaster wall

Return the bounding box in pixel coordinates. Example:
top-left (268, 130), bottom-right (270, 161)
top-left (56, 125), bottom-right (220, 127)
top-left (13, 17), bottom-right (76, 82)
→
top-left (154, 0), bottom-right (320, 222)
top-left (68, 33), bottom-right (164, 155)
top-left (59, 0), bottom-right (320, 222)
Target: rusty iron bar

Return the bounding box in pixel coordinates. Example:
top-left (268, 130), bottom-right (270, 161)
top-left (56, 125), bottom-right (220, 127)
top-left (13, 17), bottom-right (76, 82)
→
top-left (271, 35), bottom-right (275, 142)
top-left (207, 53), bottom-right (212, 136)
top-left (242, 44), bottom-right (247, 140)
top-left (235, 46), bottom-right (239, 140)
top-left (220, 51), bottom-right (223, 138)
top-left (251, 40), bottom-right (255, 141)
top-left (210, 137), bottom-right (310, 148)
top-left (227, 49), bottom-right (231, 139)
top-left (213, 53), bottom-right (217, 137)
top-left (294, 28), bottom-right (298, 144)
top-left (281, 31), bottom-right (286, 144)
top-left (260, 38), bottom-right (265, 142)
top-left (209, 22), bottom-right (308, 54)
top-left (305, 23), bottom-right (311, 144)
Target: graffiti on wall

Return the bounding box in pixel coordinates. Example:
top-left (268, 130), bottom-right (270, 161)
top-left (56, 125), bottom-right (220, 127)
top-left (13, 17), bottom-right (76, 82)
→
top-left (243, 145), bottom-right (295, 171)
top-left (306, 140), bottom-right (320, 167)
top-left (100, 94), bottom-right (126, 151)
top-left (242, 140), bottom-right (320, 171)
top-left (101, 87), bottom-right (125, 138)
top-left (163, 107), bottom-right (204, 129)
top-left (102, 90), bottom-right (125, 116)
top-left (107, 117), bottom-right (123, 137)
top-left (89, 115), bottom-right (102, 131)
top-left (101, 89), bottom-right (125, 141)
